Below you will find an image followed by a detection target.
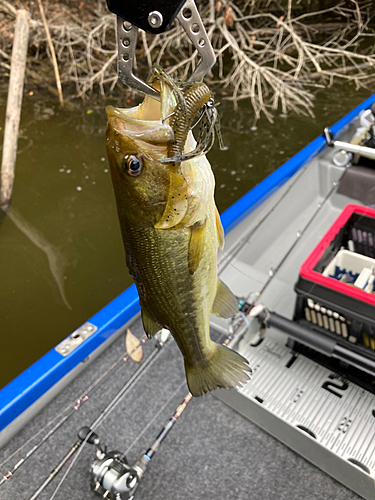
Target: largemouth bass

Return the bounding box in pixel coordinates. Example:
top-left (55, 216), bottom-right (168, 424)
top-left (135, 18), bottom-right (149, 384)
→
top-left (105, 70), bottom-right (250, 396)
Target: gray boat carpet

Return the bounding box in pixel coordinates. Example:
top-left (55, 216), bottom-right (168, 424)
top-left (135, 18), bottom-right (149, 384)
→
top-left (0, 317), bottom-right (361, 500)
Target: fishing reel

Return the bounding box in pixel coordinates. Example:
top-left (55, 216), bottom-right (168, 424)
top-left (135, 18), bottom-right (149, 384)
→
top-left (91, 451), bottom-right (140, 500)
top-left (79, 427), bottom-right (147, 500)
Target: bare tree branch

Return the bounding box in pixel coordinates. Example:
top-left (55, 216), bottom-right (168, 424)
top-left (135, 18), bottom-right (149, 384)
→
top-left (0, 0), bottom-right (374, 120)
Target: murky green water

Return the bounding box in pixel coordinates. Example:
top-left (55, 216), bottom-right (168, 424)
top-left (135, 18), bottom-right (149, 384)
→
top-left (0, 83), bottom-right (371, 389)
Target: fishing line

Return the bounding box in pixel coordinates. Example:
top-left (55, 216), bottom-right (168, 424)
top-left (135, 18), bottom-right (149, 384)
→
top-left (35, 317), bottom-right (248, 499)
top-left (217, 152), bottom-right (319, 276)
top-left (121, 327), bottom-right (233, 458)
top-left (245, 164), bottom-right (350, 307)
top-left (0, 351), bottom-right (126, 471)
top-left (0, 353), bottom-right (126, 486)
top-left (48, 345), bottom-right (164, 500)
top-left (0, 333), bottom-right (147, 485)
top-left (47, 432), bottom-right (91, 500)
top-left (122, 380), bottom-right (187, 457)
top-left (215, 159), bottom-right (350, 348)
top-left (219, 118), bottom-right (372, 295)
top-left (31, 339), bottom-right (169, 500)
top-left (218, 248), bottom-right (265, 285)
top-left (120, 327), bottom-right (248, 479)
top-left (91, 348), bottom-right (163, 431)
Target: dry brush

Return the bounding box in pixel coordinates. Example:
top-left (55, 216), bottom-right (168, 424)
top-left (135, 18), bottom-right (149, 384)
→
top-left (1, 0), bottom-right (374, 121)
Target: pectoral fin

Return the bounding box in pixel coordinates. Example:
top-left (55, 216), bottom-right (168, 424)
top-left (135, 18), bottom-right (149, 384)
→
top-left (154, 167), bottom-right (188, 229)
top-left (140, 302), bottom-right (160, 338)
top-left (188, 219), bottom-right (206, 275)
top-left (211, 279), bottom-right (238, 318)
top-left (215, 206), bottom-right (225, 250)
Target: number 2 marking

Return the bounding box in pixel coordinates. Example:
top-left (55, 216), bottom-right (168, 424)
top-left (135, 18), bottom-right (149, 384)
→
top-left (322, 379), bottom-right (349, 398)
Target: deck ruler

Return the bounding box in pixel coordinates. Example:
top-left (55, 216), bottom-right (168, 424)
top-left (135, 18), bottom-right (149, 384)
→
top-left (216, 336), bottom-right (375, 500)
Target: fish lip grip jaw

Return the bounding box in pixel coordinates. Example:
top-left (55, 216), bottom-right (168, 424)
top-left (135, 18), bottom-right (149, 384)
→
top-left (107, 0), bottom-right (216, 100)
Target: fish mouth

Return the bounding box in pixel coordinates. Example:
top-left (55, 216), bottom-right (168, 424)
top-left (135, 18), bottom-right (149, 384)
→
top-left (106, 81), bottom-right (176, 145)
top-left (106, 106), bottom-right (132, 121)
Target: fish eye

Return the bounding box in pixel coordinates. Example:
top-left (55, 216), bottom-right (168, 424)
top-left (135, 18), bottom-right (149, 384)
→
top-left (123, 154), bottom-right (143, 177)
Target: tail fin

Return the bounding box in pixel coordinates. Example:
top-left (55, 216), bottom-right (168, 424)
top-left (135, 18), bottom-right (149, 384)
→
top-left (185, 344), bottom-right (251, 397)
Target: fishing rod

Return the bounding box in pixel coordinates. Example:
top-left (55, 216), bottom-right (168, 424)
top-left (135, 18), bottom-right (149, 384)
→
top-left (88, 391), bottom-right (193, 500)
top-left (223, 150), bottom-right (352, 336)
top-left (216, 122), bottom-right (362, 278)
top-left (0, 332), bottom-right (148, 487)
top-left (22, 305), bottom-right (249, 500)
top-left (86, 321), bottom-right (251, 500)
top-left (249, 161), bottom-right (349, 308)
top-left (28, 332), bottom-right (168, 500)
top-left (217, 141), bottom-right (318, 274)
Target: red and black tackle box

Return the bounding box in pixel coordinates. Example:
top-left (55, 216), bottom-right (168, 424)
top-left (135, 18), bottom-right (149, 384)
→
top-left (294, 204), bottom-right (375, 359)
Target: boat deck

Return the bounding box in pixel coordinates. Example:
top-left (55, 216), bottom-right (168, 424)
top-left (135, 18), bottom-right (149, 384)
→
top-left (0, 318), bottom-right (361, 500)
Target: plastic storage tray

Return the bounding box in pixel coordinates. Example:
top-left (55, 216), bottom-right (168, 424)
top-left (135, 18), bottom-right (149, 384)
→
top-left (294, 204), bottom-right (375, 356)
top-left (322, 249), bottom-right (375, 277)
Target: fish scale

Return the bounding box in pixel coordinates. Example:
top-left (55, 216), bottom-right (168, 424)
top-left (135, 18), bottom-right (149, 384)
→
top-left (216, 335), bottom-right (375, 500)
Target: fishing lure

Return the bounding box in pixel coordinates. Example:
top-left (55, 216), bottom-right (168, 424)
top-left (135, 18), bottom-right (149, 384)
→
top-left (153, 68), bottom-right (213, 229)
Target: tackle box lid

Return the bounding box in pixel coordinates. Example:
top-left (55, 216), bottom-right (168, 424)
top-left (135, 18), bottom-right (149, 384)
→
top-left (298, 203), bottom-right (375, 308)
